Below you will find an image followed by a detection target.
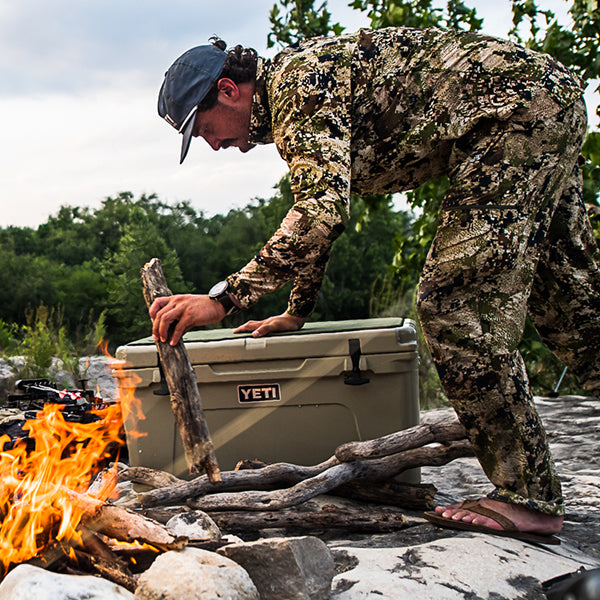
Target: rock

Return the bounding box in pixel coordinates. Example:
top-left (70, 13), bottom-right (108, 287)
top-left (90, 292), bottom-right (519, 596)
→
top-left (48, 357), bottom-right (75, 388)
top-left (80, 356), bottom-right (120, 401)
top-left (165, 510), bottom-right (222, 541)
top-left (0, 564), bottom-right (135, 600)
top-left (329, 534), bottom-right (598, 599)
top-left (135, 547), bottom-right (259, 600)
top-left (0, 359), bottom-right (17, 403)
top-left (218, 536), bottom-right (334, 600)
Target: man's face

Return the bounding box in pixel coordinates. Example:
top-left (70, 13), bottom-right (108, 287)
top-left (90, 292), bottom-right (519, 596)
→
top-left (192, 96), bottom-right (254, 153)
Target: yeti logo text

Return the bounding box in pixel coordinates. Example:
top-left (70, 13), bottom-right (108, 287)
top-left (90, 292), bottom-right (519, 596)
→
top-left (237, 384), bottom-right (281, 403)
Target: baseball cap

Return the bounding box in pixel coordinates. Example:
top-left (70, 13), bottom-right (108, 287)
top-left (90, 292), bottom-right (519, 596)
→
top-left (158, 44), bottom-right (227, 163)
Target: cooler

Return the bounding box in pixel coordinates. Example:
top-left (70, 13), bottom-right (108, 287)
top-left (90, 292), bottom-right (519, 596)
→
top-left (113, 317), bottom-right (420, 481)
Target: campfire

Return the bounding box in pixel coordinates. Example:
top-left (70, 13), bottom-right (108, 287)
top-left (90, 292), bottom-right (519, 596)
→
top-left (0, 370), bottom-right (178, 591)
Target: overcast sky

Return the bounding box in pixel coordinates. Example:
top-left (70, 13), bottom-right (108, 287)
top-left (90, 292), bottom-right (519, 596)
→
top-left (0, 0), bottom-right (596, 228)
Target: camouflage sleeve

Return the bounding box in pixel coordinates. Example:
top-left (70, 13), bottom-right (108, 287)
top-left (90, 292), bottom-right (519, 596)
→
top-left (286, 246), bottom-right (331, 317)
top-left (227, 45), bottom-right (352, 313)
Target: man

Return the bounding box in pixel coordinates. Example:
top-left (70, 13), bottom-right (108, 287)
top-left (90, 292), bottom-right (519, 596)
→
top-left (151, 28), bottom-right (600, 544)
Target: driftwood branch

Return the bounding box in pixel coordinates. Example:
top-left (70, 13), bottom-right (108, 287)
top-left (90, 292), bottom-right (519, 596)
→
top-left (333, 480), bottom-right (437, 510)
top-left (335, 421), bottom-right (466, 462)
top-left (135, 457), bottom-right (340, 507)
top-left (135, 419), bottom-right (472, 512)
top-left (187, 440), bottom-right (473, 511)
top-left (140, 257), bottom-right (221, 482)
top-left (209, 505), bottom-right (408, 532)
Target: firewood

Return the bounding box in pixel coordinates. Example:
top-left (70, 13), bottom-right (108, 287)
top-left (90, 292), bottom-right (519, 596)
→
top-left (332, 480), bottom-right (437, 510)
top-left (141, 258), bottom-right (221, 483)
top-left (187, 440), bottom-right (473, 511)
top-left (90, 503), bottom-right (187, 551)
top-left (120, 465), bottom-right (184, 489)
top-left (335, 420), bottom-right (467, 462)
top-left (138, 457), bottom-right (339, 507)
top-left (209, 504), bottom-right (408, 532)
top-left (70, 547), bottom-right (138, 592)
top-left (139, 505), bottom-right (192, 524)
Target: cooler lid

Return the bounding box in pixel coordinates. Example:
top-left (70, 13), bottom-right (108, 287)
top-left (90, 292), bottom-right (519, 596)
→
top-left (116, 317), bottom-right (417, 368)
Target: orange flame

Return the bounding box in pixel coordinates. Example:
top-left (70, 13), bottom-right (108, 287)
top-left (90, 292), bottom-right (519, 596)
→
top-left (0, 346), bottom-right (146, 575)
top-left (0, 402), bottom-right (123, 573)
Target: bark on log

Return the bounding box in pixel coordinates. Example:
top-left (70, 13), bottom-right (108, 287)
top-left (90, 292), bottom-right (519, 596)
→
top-left (140, 258), bottom-right (221, 482)
top-left (209, 505), bottom-right (408, 532)
top-left (332, 480), bottom-right (437, 510)
top-left (187, 440), bottom-right (474, 511)
top-left (138, 457), bottom-right (339, 507)
top-left (335, 420), bottom-right (467, 462)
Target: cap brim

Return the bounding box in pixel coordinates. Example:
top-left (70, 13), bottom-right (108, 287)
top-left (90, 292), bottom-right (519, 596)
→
top-left (180, 113), bottom-right (196, 164)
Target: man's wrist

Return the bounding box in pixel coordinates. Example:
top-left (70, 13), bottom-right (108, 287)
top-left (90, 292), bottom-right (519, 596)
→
top-left (208, 280), bottom-right (240, 316)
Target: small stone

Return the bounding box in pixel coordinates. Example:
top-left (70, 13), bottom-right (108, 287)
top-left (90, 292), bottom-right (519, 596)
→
top-left (165, 510), bottom-right (222, 541)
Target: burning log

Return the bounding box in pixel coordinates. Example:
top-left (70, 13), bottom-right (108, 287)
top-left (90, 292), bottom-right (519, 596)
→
top-left (141, 258), bottom-right (221, 483)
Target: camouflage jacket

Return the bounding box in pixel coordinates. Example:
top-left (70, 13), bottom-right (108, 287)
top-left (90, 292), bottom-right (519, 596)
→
top-left (226, 26), bottom-right (583, 317)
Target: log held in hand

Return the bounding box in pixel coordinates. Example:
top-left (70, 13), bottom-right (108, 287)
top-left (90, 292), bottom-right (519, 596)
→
top-left (141, 257), bottom-right (221, 483)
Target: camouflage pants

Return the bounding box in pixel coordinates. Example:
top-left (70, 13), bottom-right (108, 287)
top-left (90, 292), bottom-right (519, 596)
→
top-left (416, 97), bottom-right (598, 515)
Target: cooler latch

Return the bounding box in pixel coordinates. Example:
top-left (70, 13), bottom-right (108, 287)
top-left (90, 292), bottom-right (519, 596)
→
top-left (344, 338), bottom-right (370, 386)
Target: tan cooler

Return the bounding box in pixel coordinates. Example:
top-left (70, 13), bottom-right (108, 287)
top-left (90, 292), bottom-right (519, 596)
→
top-left (113, 317), bottom-right (420, 481)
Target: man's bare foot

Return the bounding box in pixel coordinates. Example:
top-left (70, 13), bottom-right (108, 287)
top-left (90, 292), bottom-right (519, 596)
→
top-left (434, 497), bottom-right (563, 536)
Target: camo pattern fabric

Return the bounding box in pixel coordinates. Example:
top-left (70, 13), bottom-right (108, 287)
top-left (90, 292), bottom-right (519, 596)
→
top-left (226, 26), bottom-right (584, 317)
top-left (416, 97), bottom-right (594, 515)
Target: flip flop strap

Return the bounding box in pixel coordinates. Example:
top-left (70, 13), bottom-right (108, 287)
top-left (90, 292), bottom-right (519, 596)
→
top-left (461, 500), bottom-right (517, 531)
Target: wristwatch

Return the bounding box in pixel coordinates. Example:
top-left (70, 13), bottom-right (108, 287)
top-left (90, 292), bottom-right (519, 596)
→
top-left (208, 280), bottom-right (240, 316)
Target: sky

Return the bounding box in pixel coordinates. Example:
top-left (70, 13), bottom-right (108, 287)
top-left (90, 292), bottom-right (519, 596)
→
top-left (0, 0), bottom-right (597, 228)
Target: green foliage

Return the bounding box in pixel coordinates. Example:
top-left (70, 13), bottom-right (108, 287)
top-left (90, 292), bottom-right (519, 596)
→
top-left (582, 131), bottom-right (600, 240)
top-left (268, 0), bottom-right (345, 47)
top-left (4, 304), bottom-right (105, 386)
top-left (349, 0), bottom-right (482, 30)
top-left (0, 319), bottom-right (17, 354)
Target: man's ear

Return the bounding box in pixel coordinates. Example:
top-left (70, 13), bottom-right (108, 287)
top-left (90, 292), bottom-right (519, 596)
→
top-left (216, 78), bottom-right (240, 102)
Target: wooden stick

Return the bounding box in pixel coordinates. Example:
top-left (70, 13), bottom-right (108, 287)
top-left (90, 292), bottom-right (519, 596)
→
top-left (137, 457), bottom-right (339, 507)
top-left (209, 505), bottom-right (408, 532)
top-left (335, 420), bottom-right (467, 462)
top-left (187, 440), bottom-right (474, 511)
top-left (140, 257), bottom-right (221, 482)
top-left (332, 480), bottom-right (437, 510)
top-left (121, 465), bottom-right (184, 489)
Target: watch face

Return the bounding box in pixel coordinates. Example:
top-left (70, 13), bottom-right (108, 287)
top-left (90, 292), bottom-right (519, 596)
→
top-left (209, 280), bottom-right (228, 297)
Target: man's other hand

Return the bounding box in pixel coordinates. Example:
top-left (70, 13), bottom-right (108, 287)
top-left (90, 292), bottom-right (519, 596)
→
top-left (233, 311), bottom-right (306, 338)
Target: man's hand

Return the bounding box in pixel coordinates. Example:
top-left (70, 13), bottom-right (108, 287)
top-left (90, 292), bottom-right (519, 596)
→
top-left (233, 311), bottom-right (306, 338)
top-left (149, 294), bottom-right (225, 346)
